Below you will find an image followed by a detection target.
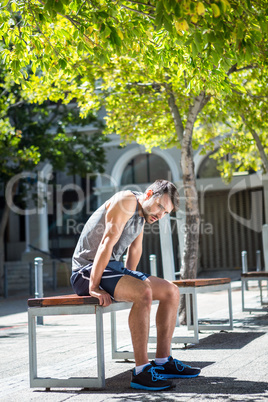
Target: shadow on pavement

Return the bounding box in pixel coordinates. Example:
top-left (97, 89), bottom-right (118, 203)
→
top-left (192, 331), bottom-right (266, 350)
top-left (33, 370), bottom-right (268, 399)
top-left (0, 297), bottom-right (28, 316)
top-left (236, 313), bottom-right (268, 328)
top-left (0, 287), bottom-right (73, 317)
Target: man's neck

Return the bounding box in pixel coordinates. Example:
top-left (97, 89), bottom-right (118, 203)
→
top-left (137, 194), bottom-right (146, 218)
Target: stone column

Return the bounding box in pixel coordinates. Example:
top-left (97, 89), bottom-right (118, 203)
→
top-left (159, 214), bottom-right (176, 281)
top-left (22, 163), bottom-right (52, 261)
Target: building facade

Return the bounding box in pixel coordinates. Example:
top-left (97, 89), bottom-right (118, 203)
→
top-left (2, 131), bottom-right (267, 293)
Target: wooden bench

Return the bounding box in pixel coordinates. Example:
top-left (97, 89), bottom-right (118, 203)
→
top-left (172, 278), bottom-right (233, 345)
top-left (241, 272), bottom-right (268, 312)
top-left (28, 295), bottom-right (159, 390)
top-left (28, 278), bottom-right (233, 389)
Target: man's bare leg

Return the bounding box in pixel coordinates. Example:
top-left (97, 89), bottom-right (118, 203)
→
top-left (113, 274), bottom-right (199, 386)
top-left (146, 276), bottom-right (180, 358)
top-left (113, 275), bottom-right (180, 363)
top-left (113, 275), bottom-right (153, 366)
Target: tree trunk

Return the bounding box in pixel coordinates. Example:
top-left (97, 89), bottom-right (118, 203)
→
top-left (178, 99), bottom-right (202, 323)
top-left (167, 88), bottom-right (210, 324)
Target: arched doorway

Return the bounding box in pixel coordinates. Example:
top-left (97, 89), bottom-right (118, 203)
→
top-left (121, 153), bottom-right (172, 185)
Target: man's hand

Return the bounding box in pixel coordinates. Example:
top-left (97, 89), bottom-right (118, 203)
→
top-left (89, 287), bottom-right (112, 307)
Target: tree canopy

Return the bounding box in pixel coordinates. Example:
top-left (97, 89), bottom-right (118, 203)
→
top-left (0, 0), bottom-right (267, 286)
top-left (1, 1), bottom-right (266, 172)
top-left (1, 1), bottom-right (267, 97)
top-left (196, 65), bottom-right (268, 181)
top-left (2, 1), bottom-right (266, 156)
top-left (0, 62), bottom-right (108, 294)
top-left (0, 65), bottom-right (108, 185)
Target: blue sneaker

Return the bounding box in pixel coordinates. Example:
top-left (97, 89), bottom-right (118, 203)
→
top-left (130, 364), bottom-right (175, 390)
top-left (152, 356), bottom-right (201, 379)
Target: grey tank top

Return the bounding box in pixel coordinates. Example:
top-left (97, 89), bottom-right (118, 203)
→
top-left (72, 191), bottom-right (144, 271)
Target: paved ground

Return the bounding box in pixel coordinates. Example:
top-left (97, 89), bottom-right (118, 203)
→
top-left (0, 280), bottom-right (268, 402)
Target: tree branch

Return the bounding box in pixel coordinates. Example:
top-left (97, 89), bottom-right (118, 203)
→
top-left (0, 0), bottom-right (11, 10)
top-left (183, 70), bottom-right (187, 89)
top-left (122, 0), bottom-right (155, 8)
top-left (241, 114), bottom-right (268, 173)
top-left (0, 89), bottom-right (8, 99)
top-left (7, 100), bottom-right (24, 109)
top-left (27, 0), bottom-right (61, 58)
top-left (63, 14), bottom-right (102, 49)
top-left (227, 63), bottom-right (237, 76)
top-left (35, 0), bottom-right (102, 49)
top-left (164, 83), bottom-right (184, 143)
top-left (119, 4), bottom-right (155, 19)
top-left (76, 0), bottom-right (87, 15)
top-left (227, 63), bottom-right (259, 76)
top-left (184, 91), bottom-right (211, 147)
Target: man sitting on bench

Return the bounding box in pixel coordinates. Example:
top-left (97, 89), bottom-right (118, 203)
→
top-left (71, 179), bottom-right (201, 391)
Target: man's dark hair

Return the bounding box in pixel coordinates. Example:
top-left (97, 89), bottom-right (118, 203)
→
top-left (145, 179), bottom-right (180, 212)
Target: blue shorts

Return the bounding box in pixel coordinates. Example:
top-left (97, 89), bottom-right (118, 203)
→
top-left (70, 260), bottom-right (150, 298)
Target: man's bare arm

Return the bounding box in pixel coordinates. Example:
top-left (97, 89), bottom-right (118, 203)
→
top-left (125, 227), bottom-right (144, 271)
top-left (89, 192), bottom-right (137, 306)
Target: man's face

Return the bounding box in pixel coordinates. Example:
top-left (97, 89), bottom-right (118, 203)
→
top-left (142, 191), bottom-right (174, 224)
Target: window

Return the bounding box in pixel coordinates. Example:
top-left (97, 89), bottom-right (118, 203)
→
top-left (121, 153), bottom-right (171, 185)
top-left (197, 152), bottom-right (256, 179)
top-left (197, 154), bottom-right (221, 179)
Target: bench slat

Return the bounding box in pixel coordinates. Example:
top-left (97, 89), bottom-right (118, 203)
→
top-left (241, 272), bottom-right (268, 278)
top-left (28, 294), bottom-right (100, 307)
top-left (173, 278), bottom-right (231, 287)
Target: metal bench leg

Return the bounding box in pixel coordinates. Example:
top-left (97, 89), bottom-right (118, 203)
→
top-left (260, 280), bottom-right (264, 305)
top-left (111, 311), bottom-right (117, 360)
top-left (260, 280), bottom-right (268, 305)
top-left (186, 293), bottom-right (192, 330)
top-left (192, 290), bottom-right (199, 344)
top-left (28, 310), bottom-right (37, 387)
top-left (242, 279), bottom-right (246, 311)
top-left (228, 284), bottom-right (233, 330)
top-left (96, 307), bottom-right (105, 388)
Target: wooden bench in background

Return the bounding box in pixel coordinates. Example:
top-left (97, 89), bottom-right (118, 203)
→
top-left (172, 278), bottom-right (233, 345)
top-left (241, 272), bottom-right (268, 312)
top-left (146, 278), bottom-right (233, 346)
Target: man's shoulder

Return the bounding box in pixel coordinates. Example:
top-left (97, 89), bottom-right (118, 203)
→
top-left (112, 190), bottom-right (137, 203)
top-left (107, 190), bottom-right (138, 217)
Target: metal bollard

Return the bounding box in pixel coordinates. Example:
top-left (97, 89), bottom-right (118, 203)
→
top-left (256, 250), bottom-right (262, 290)
top-left (256, 250), bottom-right (261, 272)
top-left (35, 257), bottom-right (44, 325)
top-left (241, 251), bottom-right (248, 273)
top-left (241, 251), bottom-right (248, 290)
top-left (149, 254), bottom-right (157, 277)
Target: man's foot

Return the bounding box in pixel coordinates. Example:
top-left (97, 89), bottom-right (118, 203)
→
top-left (152, 356), bottom-right (201, 379)
top-left (130, 364), bottom-right (175, 390)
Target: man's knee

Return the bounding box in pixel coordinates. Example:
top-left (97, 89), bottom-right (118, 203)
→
top-left (135, 282), bottom-right (153, 305)
top-left (172, 283), bottom-right (180, 303)
top-left (165, 282), bottom-right (180, 304)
